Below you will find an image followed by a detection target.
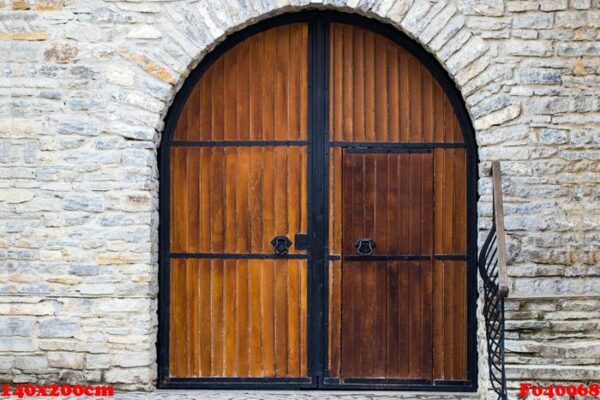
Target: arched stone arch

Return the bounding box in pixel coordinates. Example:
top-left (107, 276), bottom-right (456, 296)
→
top-left (153, 5), bottom-right (492, 392)
top-left (120, 0), bottom-right (514, 143)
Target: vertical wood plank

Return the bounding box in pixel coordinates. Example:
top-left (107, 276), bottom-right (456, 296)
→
top-left (211, 259), bottom-right (224, 375)
top-left (248, 259), bottom-right (262, 376)
top-left (261, 260), bottom-right (275, 376)
top-left (199, 259), bottom-right (212, 376)
top-left (236, 259), bottom-right (250, 376)
top-left (223, 259), bottom-right (236, 376)
top-left (274, 259), bottom-right (288, 376)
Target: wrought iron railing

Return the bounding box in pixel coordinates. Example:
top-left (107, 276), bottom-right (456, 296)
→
top-left (478, 161), bottom-right (509, 400)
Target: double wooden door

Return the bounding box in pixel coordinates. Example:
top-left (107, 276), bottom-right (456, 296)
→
top-left (162, 15), bottom-right (472, 390)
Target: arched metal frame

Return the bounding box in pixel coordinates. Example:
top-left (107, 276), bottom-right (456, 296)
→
top-left (158, 11), bottom-right (479, 391)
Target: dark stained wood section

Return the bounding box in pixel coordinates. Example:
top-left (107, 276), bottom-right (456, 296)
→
top-left (170, 146), bottom-right (308, 254)
top-left (169, 258), bottom-right (308, 377)
top-left (329, 151), bottom-right (434, 379)
top-left (329, 23), bottom-right (462, 143)
top-left (432, 148), bottom-right (467, 381)
top-left (433, 260), bottom-right (467, 381)
top-left (173, 24), bottom-right (308, 142)
top-left (341, 152), bottom-right (433, 256)
top-left (434, 148), bottom-right (467, 255)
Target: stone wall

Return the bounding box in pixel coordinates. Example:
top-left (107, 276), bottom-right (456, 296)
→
top-left (0, 0), bottom-right (598, 395)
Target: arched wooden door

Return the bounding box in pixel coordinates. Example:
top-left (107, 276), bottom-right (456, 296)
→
top-left (159, 12), bottom-right (477, 391)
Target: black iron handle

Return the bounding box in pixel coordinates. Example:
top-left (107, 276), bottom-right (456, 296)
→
top-left (271, 236), bottom-right (292, 256)
top-left (354, 238), bottom-right (376, 255)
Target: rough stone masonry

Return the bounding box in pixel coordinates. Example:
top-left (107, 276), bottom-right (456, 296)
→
top-left (0, 0), bottom-right (599, 397)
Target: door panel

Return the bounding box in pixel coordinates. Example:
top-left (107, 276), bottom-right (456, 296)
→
top-left (331, 151), bottom-right (434, 380)
top-left (169, 258), bottom-right (308, 377)
top-left (173, 24), bottom-right (308, 141)
top-left (169, 146), bottom-right (307, 254)
top-left (168, 23), bottom-right (310, 381)
top-left (329, 23), bottom-right (462, 143)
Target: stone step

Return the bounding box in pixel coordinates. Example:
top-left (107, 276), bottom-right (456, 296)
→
top-left (112, 390), bottom-right (480, 400)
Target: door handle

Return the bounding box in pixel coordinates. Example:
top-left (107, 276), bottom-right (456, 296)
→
top-left (354, 238), bottom-right (376, 255)
top-left (271, 236), bottom-right (292, 256)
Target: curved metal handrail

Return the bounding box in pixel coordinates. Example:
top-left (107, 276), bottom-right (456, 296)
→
top-left (478, 161), bottom-right (509, 400)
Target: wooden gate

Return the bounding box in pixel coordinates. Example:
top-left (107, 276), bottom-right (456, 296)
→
top-left (159, 12), bottom-right (476, 391)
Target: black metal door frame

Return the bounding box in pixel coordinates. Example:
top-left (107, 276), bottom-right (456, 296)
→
top-left (158, 11), bottom-right (479, 391)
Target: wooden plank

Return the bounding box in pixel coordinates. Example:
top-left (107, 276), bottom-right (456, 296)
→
top-left (288, 24), bottom-right (301, 140)
top-left (386, 261), bottom-right (399, 376)
top-left (187, 259), bottom-right (200, 375)
top-left (236, 148), bottom-right (250, 253)
top-left (262, 28), bottom-right (276, 140)
top-left (236, 39), bottom-right (250, 140)
top-left (223, 259), bottom-right (236, 376)
top-left (287, 259), bottom-right (300, 376)
top-left (443, 259), bottom-right (455, 379)
top-left (421, 261), bottom-right (434, 378)
top-left (399, 50), bottom-right (410, 142)
top-left (375, 35), bottom-right (388, 142)
top-left (454, 261), bottom-right (467, 379)
top-left (249, 31), bottom-right (263, 140)
top-left (274, 147), bottom-right (288, 242)
top-left (329, 148), bottom-right (343, 254)
top-left (373, 261), bottom-right (387, 376)
top-left (223, 48), bottom-right (237, 140)
top-left (328, 260), bottom-right (342, 377)
top-left (248, 259), bottom-right (262, 377)
top-left (210, 148), bottom-right (225, 252)
top-left (364, 31), bottom-right (376, 142)
top-left (352, 26), bottom-right (364, 142)
top-left (298, 24), bottom-right (308, 140)
top-left (433, 260), bottom-right (445, 380)
top-left (170, 147), bottom-right (188, 252)
top-left (210, 259), bottom-right (224, 375)
top-left (287, 148), bottom-right (300, 253)
top-left (275, 25), bottom-right (290, 140)
top-left (236, 259), bottom-right (250, 376)
top-left (262, 147), bottom-right (275, 253)
top-left (331, 24), bottom-right (343, 141)
top-left (398, 262), bottom-right (410, 376)
top-left (299, 261), bottom-right (308, 376)
top-left (387, 44), bottom-right (400, 142)
top-left (224, 148), bottom-right (237, 253)
top-left (274, 259), bottom-right (288, 376)
top-left (199, 259), bottom-right (212, 376)
top-left (199, 68), bottom-right (212, 140)
top-left (169, 259), bottom-right (185, 376)
top-left (300, 148), bottom-right (308, 235)
top-left (343, 24), bottom-right (354, 141)
top-left (249, 147), bottom-right (264, 253)
top-left (188, 148), bottom-right (200, 252)
top-left (211, 57), bottom-right (225, 140)
top-left (422, 71), bottom-right (434, 142)
top-left (198, 147), bottom-right (211, 252)
top-left (261, 260), bottom-right (275, 376)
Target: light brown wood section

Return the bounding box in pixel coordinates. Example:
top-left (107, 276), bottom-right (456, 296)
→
top-left (329, 151), bottom-right (434, 379)
top-left (329, 23), bottom-right (462, 143)
top-left (328, 147), bottom-right (343, 255)
top-left (433, 260), bottom-right (467, 381)
top-left (169, 258), bottom-right (308, 377)
top-left (169, 146), bottom-right (308, 254)
top-left (173, 23), bottom-right (308, 141)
